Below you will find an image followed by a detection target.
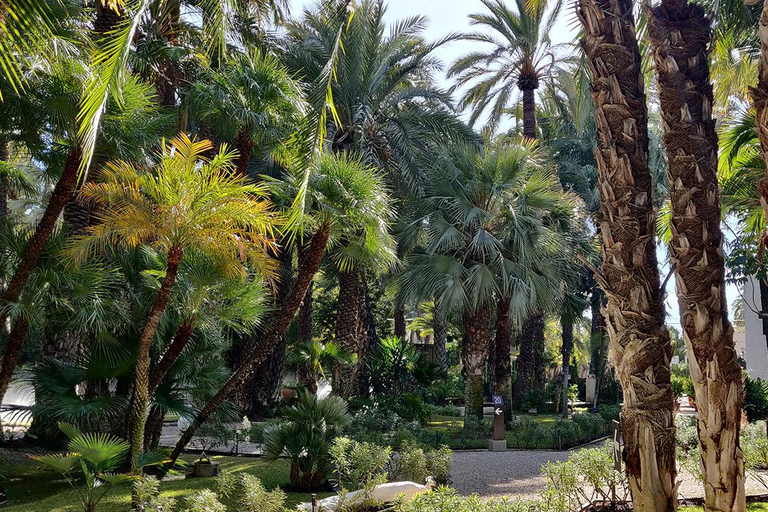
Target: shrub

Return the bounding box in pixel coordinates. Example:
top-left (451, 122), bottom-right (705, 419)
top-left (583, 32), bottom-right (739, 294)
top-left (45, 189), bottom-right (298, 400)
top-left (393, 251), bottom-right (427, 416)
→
top-left (263, 391), bottom-right (350, 489)
top-left (675, 415), bottom-right (699, 450)
top-left (393, 487), bottom-right (538, 512)
top-left (396, 441), bottom-right (452, 485)
top-left (507, 416), bottom-right (544, 449)
top-left (427, 404), bottom-right (462, 417)
top-left (239, 474), bottom-right (288, 512)
top-left (182, 489), bottom-right (226, 512)
top-left (345, 405), bottom-right (420, 448)
top-left (330, 437), bottom-right (391, 490)
top-left (571, 412), bottom-right (607, 442)
top-left (597, 404), bottom-right (621, 423)
top-left (133, 476), bottom-right (177, 512)
top-left (744, 377), bottom-right (768, 422)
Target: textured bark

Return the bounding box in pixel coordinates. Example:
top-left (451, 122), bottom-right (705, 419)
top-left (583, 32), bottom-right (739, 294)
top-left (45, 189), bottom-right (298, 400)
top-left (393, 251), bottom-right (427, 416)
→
top-left (751, 0), bottom-right (768, 227)
top-left (357, 279), bottom-right (376, 397)
top-left (0, 139), bottom-right (8, 219)
top-left (155, 0), bottom-right (181, 106)
top-left (333, 267), bottom-right (366, 398)
top-left (166, 225), bottom-right (330, 470)
top-left (148, 319), bottom-right (196, 397)
top-left (234, 129), bottom-right (253, 177)
top-left (577, 0), bottom-right (678, 508)
top-left (590, 292), bottom-right (608, 412)
top-left (0, 318), bottom-right (30, 416)
top-left (494, 297), bottom-right (513, 419)
top-left (561, 315), bottom-right (573, 418)
top-left (297, 245), bottom-right (316, 394)
top-left (649, 2), bottom-right (745, 508)
top-left (394, 301), bottom-right (406, 340)
top-left (462, 307), bottom-right (491, 420)
top-left (94, 1), bottom-right (123, 35)
top-left (433, 303), bottom-right (447, 372)
top-left (127, 245), bottom-right (183, 470)
top-left (513, 313), bottom-right (544, 408)
top-left (520, 86), bottom-right (537, 140)
top-left (143, 406), bottom-right (164, 452)
top-left (0, 148), bottom-right (81, 409)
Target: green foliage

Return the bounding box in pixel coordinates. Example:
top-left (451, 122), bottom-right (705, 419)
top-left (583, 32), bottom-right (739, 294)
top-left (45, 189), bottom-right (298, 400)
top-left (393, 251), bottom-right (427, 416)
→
top-left (344, 403), bottom-right (420, 449)
top-left (182, 489), bottom-right (227, 512)
top-left (396, 441), bottom-right (453, 486)
top-left (745, 376), bottom-right (768, 422)
top-left (671, 363), bottom-right (694, 399)
top-left (427, 404), bottom-right (462, 418)
top-left (32, 423), bottom-right (136, 512)
top-left (133, 476), bottom-right (177, 512)
top-left (596, 405), bottom-right (621, 423)
top-left (330, 437), bottom-right (391, 491)
top-left (238, 474), bottom-right (289, 512)
top-left (393, 487), bottom-right (537, 512)
top-left (263, 392), bottom-right (350, 489)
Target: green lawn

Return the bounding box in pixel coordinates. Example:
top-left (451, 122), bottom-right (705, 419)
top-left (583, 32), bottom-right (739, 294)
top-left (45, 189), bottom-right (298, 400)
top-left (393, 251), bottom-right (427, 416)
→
top-left (0, 449), bottom-right (333, 511)
top-left (682, 505), bottom-right (768, 512)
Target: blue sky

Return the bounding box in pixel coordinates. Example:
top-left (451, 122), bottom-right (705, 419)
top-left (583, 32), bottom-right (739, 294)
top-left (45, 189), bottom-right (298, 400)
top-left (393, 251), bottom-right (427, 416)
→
top-left (287, 0), bottom-right (744, 331)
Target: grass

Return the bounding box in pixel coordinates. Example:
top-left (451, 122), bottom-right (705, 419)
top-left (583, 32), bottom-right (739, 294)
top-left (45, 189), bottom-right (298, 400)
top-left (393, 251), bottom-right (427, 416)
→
top-left (0, 449), bottom-right (334, 511)
top-left (681, 505), bottom-right (768, 512)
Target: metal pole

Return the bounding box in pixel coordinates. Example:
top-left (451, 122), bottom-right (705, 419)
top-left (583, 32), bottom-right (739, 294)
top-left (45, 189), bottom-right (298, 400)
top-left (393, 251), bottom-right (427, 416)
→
top-left (311, 493), bottom-right (317, 512)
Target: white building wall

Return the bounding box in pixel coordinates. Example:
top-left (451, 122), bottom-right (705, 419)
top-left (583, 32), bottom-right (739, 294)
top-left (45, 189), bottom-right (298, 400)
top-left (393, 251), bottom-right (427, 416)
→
top-left (744, 276), bottom-right (768, 380)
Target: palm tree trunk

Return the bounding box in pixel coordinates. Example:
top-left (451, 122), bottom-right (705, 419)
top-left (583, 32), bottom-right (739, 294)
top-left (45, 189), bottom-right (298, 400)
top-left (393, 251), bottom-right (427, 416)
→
top-left (0, 138), bottom-right (8, 219)
top-left (462, 306), bottom-right (491, 420)
top-left (0, 147), bottom-right (82, 410)
top-left (0, 318), bottom-right (29, 417)
top-left (751, 0), bottom-right (768, 223)
top-left (334, 266), bottom-right (366, 398)
top-left (433, 302), bottom-right (447, 372)
top-left (521, 86), bottom-right (537, 140)
top-left (234, 129), bottom-right (253, 177)
top-left (513, 313), bottom-right (544, 409)
top-left (148, 319), bottom-right (196, 396)
top-left (165, 225), bottom-right (330, 470)
top-left (590, 292), bottom-right (607, 412)
top-left (494, 297), bottom-right (512, 419)
top-left (561, 315), bottom-right (573, 419)
top-left (127, 245), bottom-right (183, 470)
top-left (394, 301), bottom-right (406, 340)
top-left (577, 0), bottom-right (677, 508)
top-left (649, 2), bottom-right (745, 508)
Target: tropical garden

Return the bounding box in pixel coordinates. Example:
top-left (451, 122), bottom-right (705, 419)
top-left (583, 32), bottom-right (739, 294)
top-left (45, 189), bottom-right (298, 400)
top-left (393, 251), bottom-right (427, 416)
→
top-left (1, 0), bottom-right (768, 510)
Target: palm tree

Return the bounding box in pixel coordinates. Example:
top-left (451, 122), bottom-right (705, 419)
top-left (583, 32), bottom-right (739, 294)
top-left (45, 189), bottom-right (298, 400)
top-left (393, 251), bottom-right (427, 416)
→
top-left (287, 340), bottom-right (355, 394)
top-left (187, 50), bottom-right (305, 176)
top-left (448, 0), bottom-right (565, 137)
top-left (577, 0), bottom-right (677, 508)
top-left (69, 134), bottom-right (278, 469)
top-left (400, 141), bottom-right (569, 419)
top-left (648, 0), bottom-right (745, 507)
top-left (165, 152), bottom-right (392, 469)
top-left (751, 0), bottom-right (768, 227)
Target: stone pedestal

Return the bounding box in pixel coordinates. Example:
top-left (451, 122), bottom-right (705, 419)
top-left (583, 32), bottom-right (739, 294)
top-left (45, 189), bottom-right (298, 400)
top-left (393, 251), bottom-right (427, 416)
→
top-left (488, 439), bottom-right (507, 452)
top-left (586, 374), bottom-right (596, 404)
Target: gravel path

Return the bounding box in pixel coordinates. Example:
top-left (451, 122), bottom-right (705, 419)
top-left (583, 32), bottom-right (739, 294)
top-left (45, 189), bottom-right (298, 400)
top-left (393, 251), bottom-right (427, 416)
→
top-left (451, 449), bottom-right (768, 501)
top-left (451, 450), bottom-right (571, 499)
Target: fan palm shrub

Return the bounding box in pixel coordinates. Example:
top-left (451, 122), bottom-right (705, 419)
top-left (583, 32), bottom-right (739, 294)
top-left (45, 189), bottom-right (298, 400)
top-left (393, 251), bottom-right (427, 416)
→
top-left (263, 391), bottom-right (350, 489)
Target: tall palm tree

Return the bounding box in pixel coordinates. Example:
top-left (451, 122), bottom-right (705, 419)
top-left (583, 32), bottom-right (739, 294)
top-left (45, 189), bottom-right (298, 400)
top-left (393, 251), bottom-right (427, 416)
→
top-left (448, 0), bottom-right (565, 137)
top-left (648, 0), bottom-right (745, 507)
top-left (69, 134), bottom-right (278, 469)
top-left (577, 0), bottom-right (677, 508)
top-left (165, 152), bottom-right (392, 469)
top-left (751, 0), bottom-right (768, 226)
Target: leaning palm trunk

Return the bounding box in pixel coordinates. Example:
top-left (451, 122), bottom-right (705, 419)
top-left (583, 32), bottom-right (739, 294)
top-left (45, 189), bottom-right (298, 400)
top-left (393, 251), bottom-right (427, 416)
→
top-left (0, 147), bottom-right (82, 412)
top-left (577, 0), bottom-right (678, 509)
top-left (649, 1), bottom-right (745, 508)
top-left (751, 0), bottom-right (768, 225)
top-left (127, 245), bottom-right (183, 470)
top-left (165, 225), bottom-right (331, 470)
top-left (462, 306), bottom-right (491, 420)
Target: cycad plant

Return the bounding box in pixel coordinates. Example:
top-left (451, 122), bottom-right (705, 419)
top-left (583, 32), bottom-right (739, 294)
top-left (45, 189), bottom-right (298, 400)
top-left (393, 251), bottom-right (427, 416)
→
top-left (263, 391), bottom-right (350, 489)
top-left (69, 134), bottom-right (278, 469)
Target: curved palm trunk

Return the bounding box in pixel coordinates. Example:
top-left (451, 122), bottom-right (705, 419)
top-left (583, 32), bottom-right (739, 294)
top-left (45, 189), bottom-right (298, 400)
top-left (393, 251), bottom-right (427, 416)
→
top-left (649, 2), bottom-right (745, 508)
top-left (577, 0), bottom-right (677, 509)
top-left (0, 147), bottom-right (82, 410)
top-left (127, 245), bottom-right (183, 470)
top-left (334, 266), bottom-right (366, 398)
top-left (561, 315), bottom-right (573, 418)
top-left (513, 313), bottom-right (544, 409)
top-left (147, 319), bottom-right (196, 396)
top-left (165, 225), bottom-right (330, 470)
top-left (462, 306), bottom-right (491, 420)
top-left (494, 297), bottom-right (512, 419)
top-left (751, 0), bottom-right (768, 223)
